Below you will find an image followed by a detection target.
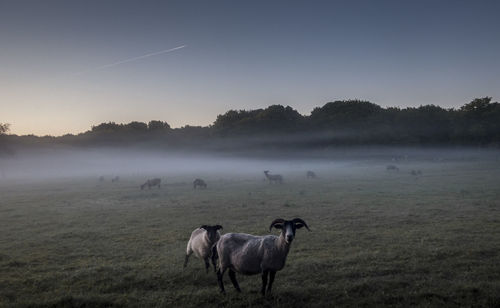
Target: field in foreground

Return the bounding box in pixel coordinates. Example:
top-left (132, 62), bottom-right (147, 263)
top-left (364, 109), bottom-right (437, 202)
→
top-left (1, 156), bottom-right (500, 307)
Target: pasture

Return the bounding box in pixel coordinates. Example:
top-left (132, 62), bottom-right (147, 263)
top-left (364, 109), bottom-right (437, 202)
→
top-left (1, 155), bottom-right (500, 307)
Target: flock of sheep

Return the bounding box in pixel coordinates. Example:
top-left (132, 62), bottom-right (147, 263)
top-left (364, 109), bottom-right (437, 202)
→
top-left (97, 163), bottom-right (425, 296)
top-left (184, 218), bottom-right (310, 295)
top-left (99, 170), bottom-right (319, 191)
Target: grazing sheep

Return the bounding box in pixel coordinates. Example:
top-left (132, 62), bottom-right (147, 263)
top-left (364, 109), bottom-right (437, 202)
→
top-left (140, 178), bottom-right (161, 190)
top-left (386, 165), bottom-right (399, 171)
top-left (184, 225), bottom-right (223, 273)
top-left (214, 218), bottom-right (310, 295)
top-left (263, 170), bottom-right (283, 184)
top-left (111, 176), bottom-right (120, 183)
top-left (410, 170), bottom-right (422, 176)
top-left (193, 178), bottom-right (207, 189)
top-left (306, 170), bottom-right (316, 179)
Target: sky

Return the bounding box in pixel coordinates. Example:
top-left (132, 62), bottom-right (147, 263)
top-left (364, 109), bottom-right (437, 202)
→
top-left (1, 0), bottom-right (499, 136)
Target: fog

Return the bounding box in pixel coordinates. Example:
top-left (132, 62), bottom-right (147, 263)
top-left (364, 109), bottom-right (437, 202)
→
top-left (0, 144), bottom-right (498, 183)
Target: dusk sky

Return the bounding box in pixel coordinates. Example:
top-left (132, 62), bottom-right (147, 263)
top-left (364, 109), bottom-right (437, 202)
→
top-left (1, 0), bottom-right (499, 136)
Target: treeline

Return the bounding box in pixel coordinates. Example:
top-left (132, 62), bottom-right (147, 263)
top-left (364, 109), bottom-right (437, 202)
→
top-left (212, 97), bottom-right (500, 146)
top-left (2, 97), bottom-right (500, 149)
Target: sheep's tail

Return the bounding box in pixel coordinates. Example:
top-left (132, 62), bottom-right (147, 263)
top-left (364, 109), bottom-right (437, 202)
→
top-left (211, 244), bottom-right (219, 272)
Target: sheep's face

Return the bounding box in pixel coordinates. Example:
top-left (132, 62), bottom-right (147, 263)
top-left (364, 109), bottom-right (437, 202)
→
top-left (200, 225), bottom-right (223, 243)
top-left (270, 218), bottom-right (310, 244)
top-left (283, 221), bottom-right (296, 243)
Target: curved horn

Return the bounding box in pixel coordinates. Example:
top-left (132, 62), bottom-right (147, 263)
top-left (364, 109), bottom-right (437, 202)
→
top-left (292, 218), bottom-right (311, 231)
top-left (269, 218), bottom-right (285, 231)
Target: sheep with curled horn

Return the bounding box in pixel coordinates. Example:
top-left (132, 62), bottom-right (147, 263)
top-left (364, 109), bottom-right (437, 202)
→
top-left (214, 218), bottom-right (310, 295)
top-left (184, 225), bottom-right (223, 273)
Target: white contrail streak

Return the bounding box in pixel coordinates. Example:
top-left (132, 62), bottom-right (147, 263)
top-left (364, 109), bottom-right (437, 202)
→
top-left (74, 45), bottom-right (186, 75)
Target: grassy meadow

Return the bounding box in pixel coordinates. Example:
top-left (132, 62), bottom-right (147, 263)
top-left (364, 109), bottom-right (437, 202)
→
top-left (1, 154), bottom-right (500, 307)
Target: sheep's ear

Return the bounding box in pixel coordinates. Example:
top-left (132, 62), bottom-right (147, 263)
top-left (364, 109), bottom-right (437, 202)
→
top-left (295, 223), bottom-right (305, 229)
top-left (215, 225), bottom-right (223, 230)
top-left (269, 218), bottom-right (285, 231)
top-left (292, 218), bottom-right (311, 231)
top-left (273, 224), bottom-right (283, 229)
top-left (200, 225), bottom-right (208, 230)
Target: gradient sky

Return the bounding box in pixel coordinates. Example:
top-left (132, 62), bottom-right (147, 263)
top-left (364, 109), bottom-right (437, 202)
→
top-left (1, 0), bottom-right (499, 136)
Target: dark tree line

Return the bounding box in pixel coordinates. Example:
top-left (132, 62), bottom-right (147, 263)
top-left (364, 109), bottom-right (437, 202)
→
top-left (2, 98), bottom-right (500, 149)
top-left (212, 97), bottom-right (500, 146)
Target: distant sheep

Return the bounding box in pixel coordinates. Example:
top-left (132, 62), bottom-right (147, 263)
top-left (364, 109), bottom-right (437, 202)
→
top-left (214, 218), bottom-right (310, 295)
top-left (184, 225), bottom-right (223, 273)
top-left (264, 170), bottom-right (283, 184)
top-left (111, 176), bottom-right (120, 183)
top-left (410, 170), bottom-right (422, 176)
top-left (306, 170), bottom-right (317, 179)
top-left (99, 176), bottom-right (105, 182)
top-left (140, 178), bottom-right (161, 190)
top-left (386, 165), bottom-right (399, 171)
top-left (193, 178), bottom-right (207, 189)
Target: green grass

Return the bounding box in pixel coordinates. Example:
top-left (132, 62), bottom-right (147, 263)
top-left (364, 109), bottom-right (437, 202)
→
top-left (1, 159), bottom-right (500, 307)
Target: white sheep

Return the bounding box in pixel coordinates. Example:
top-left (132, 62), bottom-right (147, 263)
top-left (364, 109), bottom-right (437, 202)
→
top-left (214, 218), bottom-right (310, 295)
top-left (184, 225), bottom-right (223, 273)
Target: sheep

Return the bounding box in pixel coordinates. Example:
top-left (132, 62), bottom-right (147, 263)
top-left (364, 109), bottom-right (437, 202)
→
top-left (263, 170), bottom-right (283, 184)
top-left (306, 170), bottom-right (317, 179)
top-left (184, 225), bottom-right (223, 273)
top-left (386, 165), bottom-right (399, 171)
top-left (214, 218), bottom-right (310, 295)
top-left (410, 170), bottom-right (423, 176)
top-left (193, 178), bottom-right (207, 189)
top-left (140, 178), bottom-right (161, 190)
top-left (111, 176), bottom-right (120, 183)
top-left (98, 176), bottom-right (105, 182)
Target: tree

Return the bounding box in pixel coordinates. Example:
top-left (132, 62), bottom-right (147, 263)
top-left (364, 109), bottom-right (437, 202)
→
top-left (309, 100), bottom-right (383, 129)
top-left (148, 120), bottom-right (171, 131)
top-left (0, 123), bottom-right (10, 134)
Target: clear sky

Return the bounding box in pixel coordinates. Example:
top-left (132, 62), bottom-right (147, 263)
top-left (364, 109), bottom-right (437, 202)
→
top-left (1, 0), bottom-right (499, 136)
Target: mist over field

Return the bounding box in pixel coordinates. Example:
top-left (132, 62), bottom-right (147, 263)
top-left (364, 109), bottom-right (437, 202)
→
top-left (1, 142), bottom-right (498, 181)
top-left (2, 1), bottom-right (500, 306)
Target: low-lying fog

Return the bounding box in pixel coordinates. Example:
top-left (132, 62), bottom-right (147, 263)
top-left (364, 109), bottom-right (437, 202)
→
top-left (0, 145), bottom-right (498, 183)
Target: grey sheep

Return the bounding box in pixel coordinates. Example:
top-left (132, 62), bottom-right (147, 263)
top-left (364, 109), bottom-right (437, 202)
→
top-left (214, 218), bottom-right (310, 295)
top-left (264, 170), bottom-right (283, 184)
top-left (193, 178), bottom-right (207, 189)
top-left (140, 178), bottom-right (161, 190)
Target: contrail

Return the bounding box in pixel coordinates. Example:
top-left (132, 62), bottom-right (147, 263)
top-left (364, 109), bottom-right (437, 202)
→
top-left (74, 45), bottom-right (186, 75)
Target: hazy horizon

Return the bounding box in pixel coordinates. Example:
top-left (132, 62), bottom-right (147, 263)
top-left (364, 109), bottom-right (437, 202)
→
top-left (2, 0), bottom-right (500, 136)
top-left (3, 97), bottom-right (491, 137)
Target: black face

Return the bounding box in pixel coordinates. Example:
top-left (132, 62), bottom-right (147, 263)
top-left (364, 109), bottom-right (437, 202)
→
top-left (270, 218), bottom-right (310, 244)
top-left (200, 225), bottom-right (223, 242)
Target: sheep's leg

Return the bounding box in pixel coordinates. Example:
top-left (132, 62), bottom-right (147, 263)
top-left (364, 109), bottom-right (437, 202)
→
top-left (261, 270), bottom-right (269, 296)
top-left (204, 258), bottom-right (210, 273)
top-left (211, 247), bottom-right (218, 272)
top-left (216, 268), bottom-right (226, 294)
top-left (183, 253), bottom-right (191, 268)
top-left (267, 271), bottom-right (276, 293)
top-left (228, 269), bottom-right (241, 292)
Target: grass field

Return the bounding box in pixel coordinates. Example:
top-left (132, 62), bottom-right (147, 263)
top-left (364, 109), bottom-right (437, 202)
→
top-left (1, 155), bottom-right (500, 307)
